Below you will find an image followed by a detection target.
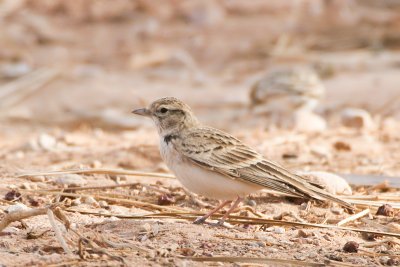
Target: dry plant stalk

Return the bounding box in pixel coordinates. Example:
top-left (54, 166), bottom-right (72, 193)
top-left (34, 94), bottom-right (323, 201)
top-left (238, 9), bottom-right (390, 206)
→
top-left (64, 209), bottom-right (400, 238)
top-left (47, 208), bottom-right (72, 255)
top-left (337, 208), bottom-right (370, 226)
top-left (18, 168), bottom-right (175, 179)
top-left (185, 256), bottom-right (355, 266)
top-left (24, 190), bottom-right (188, 213)
top-left (0, 204), bottom-right (56, 232)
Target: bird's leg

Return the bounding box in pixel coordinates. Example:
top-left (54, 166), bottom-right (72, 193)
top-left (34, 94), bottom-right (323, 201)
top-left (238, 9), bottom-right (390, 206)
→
top-left (183, 189), bottom-right (209, 208)
top-left (216, 196), bottom-right (243, 226)
top-left (193, 200), bottom-right (231, 224)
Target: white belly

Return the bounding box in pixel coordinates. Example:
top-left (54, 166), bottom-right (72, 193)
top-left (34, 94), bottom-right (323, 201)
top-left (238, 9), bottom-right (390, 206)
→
top-left (160, 138), bottom-right (262, 200)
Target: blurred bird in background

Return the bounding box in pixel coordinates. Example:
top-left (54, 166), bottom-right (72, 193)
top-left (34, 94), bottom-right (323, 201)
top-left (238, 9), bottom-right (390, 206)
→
top-left (249, 67), bottom-right (327, 132)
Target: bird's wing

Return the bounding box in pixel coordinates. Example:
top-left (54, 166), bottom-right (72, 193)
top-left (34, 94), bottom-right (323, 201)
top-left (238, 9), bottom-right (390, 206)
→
top-left (172, 127), bottom-right (354, 211)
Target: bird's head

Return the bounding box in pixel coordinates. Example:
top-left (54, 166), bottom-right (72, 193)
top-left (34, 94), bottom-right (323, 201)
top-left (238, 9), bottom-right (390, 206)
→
top-left (132, 97), bottom-right (199, 135)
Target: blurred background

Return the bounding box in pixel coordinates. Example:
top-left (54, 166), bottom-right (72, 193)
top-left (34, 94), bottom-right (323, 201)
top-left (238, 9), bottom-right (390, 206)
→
top-left (0, 0), bottom-right (399, 131)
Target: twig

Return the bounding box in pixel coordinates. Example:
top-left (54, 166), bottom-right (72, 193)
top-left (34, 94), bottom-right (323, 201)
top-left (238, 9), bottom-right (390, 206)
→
top-left (64, 209), bottom-right (400, 238)
top-left (24, 190), bottom-right (188, 213)
top-left (18, 168), bottom-right (175, 179)
top-left (0, 205), bottom-right (55, 232)
top-left (337, 209), bottom-right (370, 226)
top-left (185, 256), bottom-right (352, 266)
top-left (362, 238), bottom-right (400, 248)
top-left (47, 209), bottom-right (72, 256)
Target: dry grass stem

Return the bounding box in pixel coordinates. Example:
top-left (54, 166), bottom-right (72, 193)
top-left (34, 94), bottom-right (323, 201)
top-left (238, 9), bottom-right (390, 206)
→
top-left (185, 256), bottom-right (353, 266)
top-left (18, 168), bottom-right (175, 179)
top-left (47, 208), bottom-right (73, 256)
top-left (337, 209), bottom-right (370, 226)
top-left (0, 204), bottom-right (57, 232)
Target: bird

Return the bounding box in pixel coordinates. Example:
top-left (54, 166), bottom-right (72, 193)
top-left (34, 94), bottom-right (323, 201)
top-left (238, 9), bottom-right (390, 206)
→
top-left (132, 97), bottom-right (354, 225)
top-left (249, 68), bottom-right (325, 112)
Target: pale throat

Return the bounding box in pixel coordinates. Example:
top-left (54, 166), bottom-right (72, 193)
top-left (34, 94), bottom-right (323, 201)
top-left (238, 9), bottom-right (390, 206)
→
top-left (156, 115), bottom-right (199, 137)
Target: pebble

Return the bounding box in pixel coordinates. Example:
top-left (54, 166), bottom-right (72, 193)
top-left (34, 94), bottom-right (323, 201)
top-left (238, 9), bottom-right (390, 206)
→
top-left (139, 223), bottom-right (152, 233)
top-left (296, 171), bottom-right (352, 195)
top-left (376, 204), bottom-right (394, 217)
top-left (84, 196), bottom-right (98, 205)
top-left (274, 227), bottom-right (285, 234)
top-left (294, 110), bottom-right (327, 132)
top-left (98, 200), bottom-right (109, 208)
top-left (55, 174), bottom-right (87, 187)
top-left (331, 207), bottom-right (344, 215)
top-left (6, 203), bottom-right (30, 213)
top-left (27, 175), bottom-right (46, 182)
top-left (71, 198), bottom-right (82, 206)
top-left (343, 241), bottom-right (359, 253)
top-left (105, 216), bottom-right (120, 222)
top-left (246, 199), bottom-right (257, 207)
top-left (254, 233), bottom-right (275, 243)
top-left (20, 183), bottom-right (38, 190)
top-left (341, 108), bottom-right (373, 129)
top-left (297, 229), bottom-right (311, 238)
top-left (38, 133), bottom-right (57, 151)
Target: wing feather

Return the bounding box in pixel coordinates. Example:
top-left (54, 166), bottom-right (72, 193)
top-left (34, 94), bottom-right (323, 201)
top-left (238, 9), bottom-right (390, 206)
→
top-left (172, 127), bottom-right (354, 211)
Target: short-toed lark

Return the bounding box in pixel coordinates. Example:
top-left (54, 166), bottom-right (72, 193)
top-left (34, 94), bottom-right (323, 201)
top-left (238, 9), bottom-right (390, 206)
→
top-left (249, 68), bottom-right (325, 112)
top-left (132, 97), bottom-right (354, 225)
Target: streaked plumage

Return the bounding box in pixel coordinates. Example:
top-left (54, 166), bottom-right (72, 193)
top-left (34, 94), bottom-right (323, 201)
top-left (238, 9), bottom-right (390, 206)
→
top-left (132, 97), bottom-right (354, 224)
top-left (250, 68), bottom-right (325, 111)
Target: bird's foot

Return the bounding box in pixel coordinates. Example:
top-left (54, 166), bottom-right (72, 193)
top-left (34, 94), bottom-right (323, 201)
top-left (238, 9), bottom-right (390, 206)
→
top-left (193, 216), bottom-right (207, 224)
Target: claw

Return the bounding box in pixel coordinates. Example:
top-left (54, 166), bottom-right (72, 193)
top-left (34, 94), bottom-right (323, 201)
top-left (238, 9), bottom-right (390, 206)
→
top-left (193, 216), bottom-right (207, 224)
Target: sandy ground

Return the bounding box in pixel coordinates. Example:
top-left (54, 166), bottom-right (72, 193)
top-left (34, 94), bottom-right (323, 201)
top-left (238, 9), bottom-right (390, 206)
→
top-left (1, 1), bottom-right (400, 266)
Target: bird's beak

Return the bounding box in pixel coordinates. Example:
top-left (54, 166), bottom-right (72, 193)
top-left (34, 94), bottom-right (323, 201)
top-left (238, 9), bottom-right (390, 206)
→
top-left (131, 108), bottom-right (151, 117)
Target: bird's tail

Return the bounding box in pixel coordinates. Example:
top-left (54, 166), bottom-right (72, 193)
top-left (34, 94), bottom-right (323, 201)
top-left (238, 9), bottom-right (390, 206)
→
top-left (308, 185), bottom-right (355, 213)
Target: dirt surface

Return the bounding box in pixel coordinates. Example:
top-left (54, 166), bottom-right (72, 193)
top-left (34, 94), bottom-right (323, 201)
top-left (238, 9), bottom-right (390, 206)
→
top-left (1, 1), bottom-right (400, 266)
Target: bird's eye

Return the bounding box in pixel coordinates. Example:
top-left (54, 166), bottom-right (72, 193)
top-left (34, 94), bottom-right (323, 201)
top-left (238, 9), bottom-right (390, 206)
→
top-left (159, 107), bottom-right (168, 114)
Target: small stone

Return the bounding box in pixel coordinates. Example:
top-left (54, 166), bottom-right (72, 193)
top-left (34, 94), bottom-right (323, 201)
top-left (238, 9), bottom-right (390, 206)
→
top-left (106, 216), bottom-right (120, 222)
top-left (386, 257), bottom-right (399, 266)
top-left (178, 247), bottom-right (196, 256)
top-left (297, 171), bottom-right (352, 196)
top-left (6, 203), bottom-right (30, 213)
top-left (294, 110), bottom-right (327, 133)
top-left (323, 234), bottom-right (332, 241)
top-left (343, 241), bottom-right (359, 253)
top-left (331, 207), bottom-right (344, 215)
top-left (341, 108), bottom-right (373, 129)
top-left (98, 200), bottom-right (109, 208)
top-left (4, 190), bottom-right (22, 201)
top-left (84, 196), bottom-right (97, 205)
top-left (157, 194), bottom-right (175, 205)
top-left (70, 223), bottom-right (77, 230)
top-left (297, 229), bottom-right (311, 238)
top-left (256, 241), bottom-right (266, 247)
top-left (71, 198), bottom-right (81, 206)
top-left (38, 133), bottom-right (57, 151)
top-left (27, 176), bottom-right (46, 182)
top-left (376, 204), bottom-right (394, 217)
top-left (139, 223), bottom-right (151, 233)
top-left (274, 227), bottom-right (285, 234)
top-left (254, 233), bottom-right (275, 243)
top-left (333, 141), bottom-right (351, 151)
top-left (246, 199), bottom-right (257, 207)
top-left (90, 160), bottom-right (102, 168)
top-left (55, 174), bottom-right (87, 187)
top-left (21, 183), bottom-right (35, 190)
